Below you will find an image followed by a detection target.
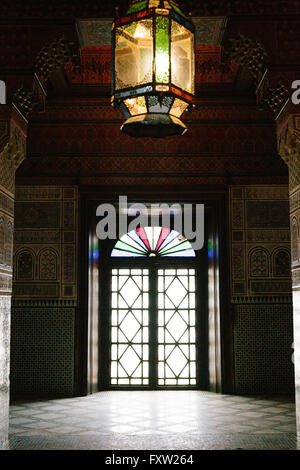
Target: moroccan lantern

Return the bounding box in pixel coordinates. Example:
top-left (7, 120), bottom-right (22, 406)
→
top-left (111, 0), bottom-right (195, 137)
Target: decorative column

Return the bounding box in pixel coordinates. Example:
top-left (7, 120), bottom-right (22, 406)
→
top-left (278, 111), bottom-right (300, 436)
top-left (0, 110), bottom-right (26, 448)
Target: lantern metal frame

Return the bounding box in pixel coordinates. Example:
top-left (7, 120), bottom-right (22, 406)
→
top-left (111, 0), bottom-right (195, 137)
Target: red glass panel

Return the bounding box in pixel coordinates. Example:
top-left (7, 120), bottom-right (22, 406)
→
top-left (116, 9), bottom-right (153, 27)
top-left (136, 227), bottom-right (151, 250)
top-left (155, 227), bottom-right (170, 251)
top-left (171, 86), bottom-right (193, 103)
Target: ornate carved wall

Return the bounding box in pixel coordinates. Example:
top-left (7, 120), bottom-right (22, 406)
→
top-left (10, 185), bottom-right (78, 397)
top-left (277, 110), bottom-right (300, 432)
top-left (0, 113), bottom-right (26, 447)
top-left (229, 185), bottom-right (294, 394)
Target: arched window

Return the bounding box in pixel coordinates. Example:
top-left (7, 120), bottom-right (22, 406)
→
top-left (111, 226), bottom-right (196, 257)
top-left (101, 225), bottom-right (201, 389)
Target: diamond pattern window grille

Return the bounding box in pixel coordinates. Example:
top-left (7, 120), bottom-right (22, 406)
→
top-left (158, 269), bottom-right (196, 385)
top-left (110, 267), bottom-right (196, 387)
top-left (111, 268), bottom-right (149, 385)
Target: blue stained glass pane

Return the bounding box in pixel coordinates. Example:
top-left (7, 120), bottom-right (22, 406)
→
top-left (162, 249), bottom-right (196, 257)
top-left (115, 85), bottom-right (153, 101)
top-left (127, 230), bottom-right (149, 250)
top-left (160, 240), bottom-right (193, 255)
top-left (115, 240), bottom-right (145, 254)
top-left (170, 10), bottom-right (194, 32)
top-left (111, 249), bottom-right (147, 257)
top-left (120, 233), bottom-right (148, 253)
top-left (119, 102), bottom-right (131, 120)
top-left (157, 230), bottom-right (181, 252)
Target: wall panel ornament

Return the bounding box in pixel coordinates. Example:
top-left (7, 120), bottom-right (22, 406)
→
top-left (234, 304), bottom-right (294, 394)
top-left (249, 248), bottom-right (269, 277)
top-left (10, 307), bottom-right (75, 397)
top-left (13, 186), bottom-right (78, 302)
top-left (15, 249), bottom-right (35, 281)
top-left (273, 249), bottom-right (291, 277)
top-left (230, 185), bottom-right (292, 300)
top-left (39, 248), bottom-right (59, 280)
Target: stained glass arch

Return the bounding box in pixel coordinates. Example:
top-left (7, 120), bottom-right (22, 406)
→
top-left (111, 226), bottom-right (196, 257)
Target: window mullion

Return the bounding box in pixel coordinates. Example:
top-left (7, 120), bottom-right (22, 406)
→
top-left (149, 264), bottom-right (158, 388)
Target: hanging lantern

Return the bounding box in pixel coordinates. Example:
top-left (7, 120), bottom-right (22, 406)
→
top-left (111, 0), bottom-right (195, 138)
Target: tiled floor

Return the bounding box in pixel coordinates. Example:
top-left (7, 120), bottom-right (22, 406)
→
top-left (6, 391), bottom-right (299, 450)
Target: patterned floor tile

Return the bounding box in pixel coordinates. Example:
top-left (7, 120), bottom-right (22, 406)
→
top-left (8, 391), bottom-right (297, 450)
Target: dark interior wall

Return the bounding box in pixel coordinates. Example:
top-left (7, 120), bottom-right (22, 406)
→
top-left (229, 185), bottom-right (294, 394)
top-left (10, 185), bottom-right (78, 398)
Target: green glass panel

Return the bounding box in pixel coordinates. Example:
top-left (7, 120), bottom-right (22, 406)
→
top-left (127, 0), bottom-right (148, 14)
top-left (170, 1), bottom-right (188, 19)
top-left (160, 240), bottom-right (193, 255)
top-left (115, 240), bottom-right (146, 254)
top-left (155, 16), bottom-right (170, 84)
top-left (122, 22), bottom-right (139, 37)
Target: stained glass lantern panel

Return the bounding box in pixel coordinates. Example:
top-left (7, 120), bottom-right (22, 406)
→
top-left (115, 19), bottom-right (153, 91)
top-left (171, 20), bottom-right (194, 95)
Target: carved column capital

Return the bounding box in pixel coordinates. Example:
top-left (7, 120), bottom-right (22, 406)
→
top-left (0, 121), bottom-right (26, 193)
top-left (277, 114), bottom-right (300, 191)
top-left (223, 34), bottom-right (268, 82)
top-left (261, 82), bottom-right (290, 116)
top-left (35, 35), bottom-right (80, 86)
top-left (1, 140), bottom-right (25, 170)
top-left (12, 86), bottom-right (40, 120)
top-left (278, 116), bottom-right (300, 162)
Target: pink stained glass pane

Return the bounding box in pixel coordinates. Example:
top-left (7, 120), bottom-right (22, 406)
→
top-left (155, 227), bottom-right (170, 251)
top-left (137, 227), bottom-right (151, 250)
top-left (127, 229), bottom-right (149, 251)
